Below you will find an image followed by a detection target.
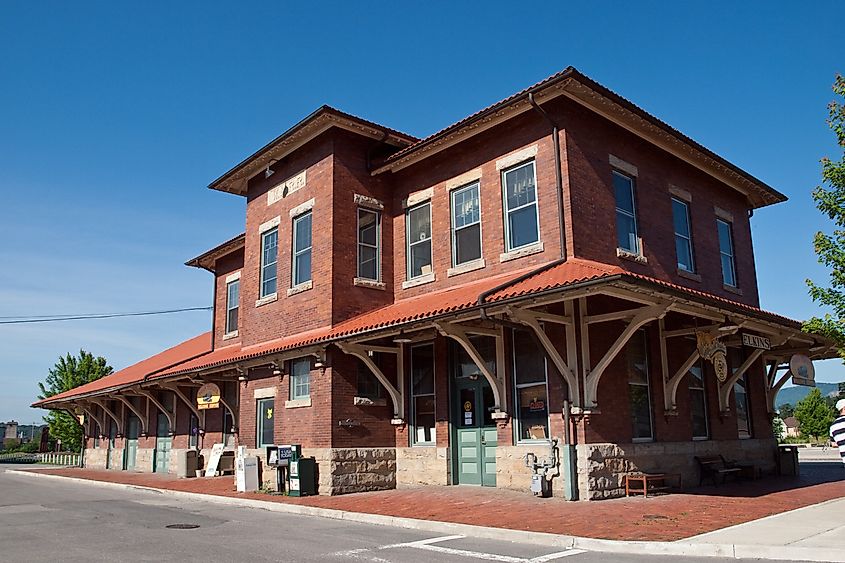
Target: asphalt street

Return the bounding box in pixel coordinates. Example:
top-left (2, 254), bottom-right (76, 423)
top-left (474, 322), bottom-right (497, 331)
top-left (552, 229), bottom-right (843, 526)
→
top-left (0, 464), bottom-right (812, 563)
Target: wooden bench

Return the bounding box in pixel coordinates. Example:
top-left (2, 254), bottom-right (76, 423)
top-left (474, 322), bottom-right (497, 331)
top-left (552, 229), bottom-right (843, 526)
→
top-left (694, 455), bottom-right (742, 486)
top-left (624, 472), bottom-right (682, 497)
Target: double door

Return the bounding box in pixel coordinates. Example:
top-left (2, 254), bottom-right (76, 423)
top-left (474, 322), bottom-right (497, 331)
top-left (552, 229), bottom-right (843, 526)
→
top-left (153, 413), bottom-right (171, 473)
top-left (124, 415), bottom-right (139, 471)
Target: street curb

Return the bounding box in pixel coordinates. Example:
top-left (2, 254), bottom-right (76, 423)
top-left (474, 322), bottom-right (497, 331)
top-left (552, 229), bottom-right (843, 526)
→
top-left (7, 469), bottom-right (843, 562)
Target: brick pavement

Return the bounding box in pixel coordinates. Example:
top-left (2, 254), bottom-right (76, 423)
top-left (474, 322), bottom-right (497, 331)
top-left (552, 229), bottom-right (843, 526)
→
top-left (23, 462), bottom-right (845, 542)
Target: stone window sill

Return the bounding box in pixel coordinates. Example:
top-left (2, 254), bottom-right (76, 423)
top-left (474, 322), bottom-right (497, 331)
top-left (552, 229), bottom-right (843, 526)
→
top-left (447, 258), bottom-right (486, 277)
top-left (285, 397), bottom-right (311, 409)
top-left (354, 277), bottom-right (385, 290)
top-left (287, 280), bottom-right (312, 296)
top-left (677, 269), bottom-right (702, 282)
top-left (255, 293), bottom-right (278, 307)
top-left (222, 330), bottom-right (239, 341)
top-left (500, 241), bottom-right (544, 263)
top-left (402, 272), bottom-right (435, 289)
top-left (632, 437), bottom-right (654, 443)
top-left (723, 284), bottom-right (743, 296)
top-left (354, 396), bottom-right (387, 407)
top-left (617, 248), bottom-right (648, 264)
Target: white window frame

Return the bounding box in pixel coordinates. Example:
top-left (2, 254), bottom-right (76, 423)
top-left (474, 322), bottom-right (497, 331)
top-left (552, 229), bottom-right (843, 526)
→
top-left (717, 218), bottom-right (738, 287)
top-left (410, 343), bottom-right (436, 446)
top-left (614, 170), bottom-right (640, 255)
top-left (291, 211), bottom-right (312, 287)
top-left (406, 201), bottom-right (433, 280)
top-left (290, 358), bottom-right (311, 400)
top-left (259, 227), bottom-right (278, 298)
top-left (628, 329), bottom-right (654, 442)
top-left (450, 182), bottom-right (483, 267)
top-left (672, 197), bottom-right (695, 273)
top-left (512, 328), bottom-right (551, 444)
top-left (225, 279), bottom-right (239, 334)
top-left (502, 160), bottom-right (540, 252)
top-left (688, 361), bottom-right (709, 440)
top-left (357, 208), bottom-right (381, 281)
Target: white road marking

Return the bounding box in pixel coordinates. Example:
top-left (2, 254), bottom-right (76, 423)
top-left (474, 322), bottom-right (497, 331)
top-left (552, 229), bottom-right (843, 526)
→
top-left (329, 534), bottom-right (586, 562)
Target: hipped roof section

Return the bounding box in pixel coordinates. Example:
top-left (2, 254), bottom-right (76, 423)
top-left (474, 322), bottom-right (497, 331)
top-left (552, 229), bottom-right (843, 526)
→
top-left (35, 259), bottom-right (828, 408)
top-left (208, 106), bottom-right (418, 196)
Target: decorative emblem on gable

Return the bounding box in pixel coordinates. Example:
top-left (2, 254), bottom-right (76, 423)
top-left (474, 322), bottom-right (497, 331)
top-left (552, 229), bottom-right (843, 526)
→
top-left (696, 331), bottom-right (729, 382)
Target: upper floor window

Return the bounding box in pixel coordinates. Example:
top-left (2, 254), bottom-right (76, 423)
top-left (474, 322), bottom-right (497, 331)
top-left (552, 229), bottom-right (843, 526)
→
top-left (627, 330), bottom-right (653, 441)
top-left (614, 171), bottom-right (639, 254)
top-left (406, 202), bottom-right (432, 280)
top-left (260, 227), bottom-right (278, 298)
top-left (672, 198), bottom-right (695, 272)
top-left (357, 208), bottom-right (380, 281)
top-left (716, 219), bottom-right (737, 287)
top-left (451, 183), bottom-right (482, 265)
top-left (502, 161), bottom-right (540, 251)
top-left (225, 279), bottom-right (239, 334)
top-left (290, 358), bottom-right (311, 400)
top-left (292, 211), bottom-right (312, 286)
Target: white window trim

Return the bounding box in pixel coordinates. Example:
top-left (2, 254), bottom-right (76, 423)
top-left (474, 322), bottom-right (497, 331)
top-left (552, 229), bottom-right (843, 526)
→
top-left (717, 218), bottom-right (738, 288)
top-left (224, 271), bottom-right (241, 284)
top-left (225, 278), bottom-right (239, 335)
top-left (512, 329), bottom-right (551, 445)
top-left (357, 207), bottom-right (381, 282)
top-left (406, 201), bottom-right (433, 282)
top-left (290, 358), bottom-right (311, 401)
top-left (289, 197), bottom-right (315, 218)
top-left (291, 211), bottom-right (312, 287)
top-left (496, 145), bottom-right (538, 171)
top-left (613, 170), bottom-right (641, 256)
top-left (259, 227), bottom-right (279, 299)
top-left (672, 197), bottom-right (695, 273)
top-left (410, 343), bottom-right (436, 447)
top-left (450, 182), bottom-right (483, 268)
top-left (502, 160), bottom-right (541, 253)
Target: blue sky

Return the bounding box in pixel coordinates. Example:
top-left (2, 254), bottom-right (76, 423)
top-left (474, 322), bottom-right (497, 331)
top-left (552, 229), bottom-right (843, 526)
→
top-left (0, 2), bottom-right (842, 423)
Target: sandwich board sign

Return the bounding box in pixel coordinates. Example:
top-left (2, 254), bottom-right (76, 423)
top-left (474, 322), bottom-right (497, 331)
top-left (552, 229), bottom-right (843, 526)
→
top-left (204, 443), bottom-right (225, 477)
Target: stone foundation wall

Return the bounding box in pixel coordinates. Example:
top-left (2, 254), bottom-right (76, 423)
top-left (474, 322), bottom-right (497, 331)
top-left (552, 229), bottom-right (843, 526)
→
top-left (134, 448), bottom-right (154, 472)
top-left (577, 438), bottom-right (777, 500)
top-left (328, 448), bottom-right (396, 495)
top-left (396, 447), bottom-right (449, 487)
top-left (496, 444), bottom-right (572, 494)
top-left (83, 448), bottom-right (107, 469)
top-left (107, 448), bottom-right (124, 470)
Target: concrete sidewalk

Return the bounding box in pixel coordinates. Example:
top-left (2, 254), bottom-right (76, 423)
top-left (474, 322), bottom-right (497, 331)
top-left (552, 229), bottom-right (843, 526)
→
top-left (687, 496), bottom-right (845, 551)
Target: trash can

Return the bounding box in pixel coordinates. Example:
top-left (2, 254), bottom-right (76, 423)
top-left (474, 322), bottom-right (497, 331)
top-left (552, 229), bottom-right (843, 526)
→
top-left (777, 445), bottom-right (799, 476)
top-left (289, 457), bottom-right (316, 496)
top-left (176, 449), bottom-right (199, 478)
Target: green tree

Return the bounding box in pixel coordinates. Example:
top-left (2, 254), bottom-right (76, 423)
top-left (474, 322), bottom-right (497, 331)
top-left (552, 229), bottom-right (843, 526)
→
top-left (36, 351), bottom-right (112, 452)
top-left (778, 403), bottom-right (795, 418)
top-left (806, 74), bottom-right (845, 348)
top-left (794, 388), bottom-right (836, 441)
top-left (839, 381), bottom-right (845, 398)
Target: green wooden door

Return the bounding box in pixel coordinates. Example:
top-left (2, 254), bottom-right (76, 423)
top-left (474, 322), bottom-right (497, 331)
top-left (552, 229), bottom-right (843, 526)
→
top-left (153, 413), bottom-right (171, 473)
top-left (453, 377), bottom-right (497, 486)
top-left (106, 421), bottom-right (117, 469)
top-left (124, 415), bottom-right (139, 471)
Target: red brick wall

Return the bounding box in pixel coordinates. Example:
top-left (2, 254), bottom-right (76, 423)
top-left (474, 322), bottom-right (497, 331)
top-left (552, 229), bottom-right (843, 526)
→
top-left (213, 249), bottom-right (244, 348)
top-left (558, 96), bottom-right (760, 307)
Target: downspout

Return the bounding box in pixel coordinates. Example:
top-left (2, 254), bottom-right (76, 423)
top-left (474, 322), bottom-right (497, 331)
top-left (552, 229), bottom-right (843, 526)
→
top-left (528, 92), bottom-right (566, 260)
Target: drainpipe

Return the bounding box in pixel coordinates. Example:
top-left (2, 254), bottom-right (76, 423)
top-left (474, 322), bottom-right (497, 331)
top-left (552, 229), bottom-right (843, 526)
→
top-left (562, 399), bottom-right (578, 500)
top-left (528, 92), bottom-right (566, 260)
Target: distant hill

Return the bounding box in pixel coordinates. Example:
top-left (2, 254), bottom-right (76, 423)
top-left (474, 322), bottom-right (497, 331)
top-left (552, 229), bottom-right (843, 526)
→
top-left (777, 382), bottom-right (841, 408)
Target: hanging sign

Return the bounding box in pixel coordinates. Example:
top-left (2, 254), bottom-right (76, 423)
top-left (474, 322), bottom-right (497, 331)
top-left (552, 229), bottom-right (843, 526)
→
top-left (742, 333), bottom-right (771, 350)
top-left (789, 354), bottom-right (816, 387)
top-left (197, 383), bottom-right (221, 410)
top-left (697, 331), bottom-right (729, 382)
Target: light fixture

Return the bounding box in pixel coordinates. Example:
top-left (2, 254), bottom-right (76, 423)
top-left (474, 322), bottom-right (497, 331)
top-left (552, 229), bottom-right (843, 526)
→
top-left (393, 330), bottom-right (412, 344)
top-left (264, 158), bottom-right (280, 179)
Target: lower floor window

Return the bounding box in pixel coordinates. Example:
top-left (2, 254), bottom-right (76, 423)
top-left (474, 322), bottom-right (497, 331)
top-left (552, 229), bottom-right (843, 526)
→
top-left (688, 362), bottom-right (709, 439)
top-left (256, 398), bottom-right (274, 447)
top-left (411, 344), bottom-right (436, 445)
top-left (512, 329), bottom-right (549, 441)
top-left (627, 330), bottom-right (653, 441)
top-left (735, 375), bottom-right (752, 439)
top-left (357, 360), bottom-right (384, 400)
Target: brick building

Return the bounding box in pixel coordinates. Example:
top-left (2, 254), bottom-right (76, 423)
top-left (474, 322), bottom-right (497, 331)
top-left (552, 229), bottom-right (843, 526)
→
top-left (34, 68), bottom-right (836, 499)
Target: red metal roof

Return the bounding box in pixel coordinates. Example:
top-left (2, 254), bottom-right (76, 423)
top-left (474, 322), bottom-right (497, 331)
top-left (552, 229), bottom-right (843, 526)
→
top-left (36, 258), bottom-right (806, 405)
top-left (32, 332), bottom-right (212, 407)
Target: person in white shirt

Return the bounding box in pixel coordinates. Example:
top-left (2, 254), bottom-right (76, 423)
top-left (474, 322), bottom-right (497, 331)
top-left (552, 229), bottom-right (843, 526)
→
top-left (830, 399), bottom-right (845, 467)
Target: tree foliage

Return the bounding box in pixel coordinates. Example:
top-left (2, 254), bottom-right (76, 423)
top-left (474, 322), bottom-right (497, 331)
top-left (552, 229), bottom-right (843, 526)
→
top-left (806, 74), bottom-right (845, 349)
top-left (794, 388), bottom-right (836, 440)
top-left (778, 403), bottom-right (795, 418)
top-left (36, 351), bottom-right (112, 452)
